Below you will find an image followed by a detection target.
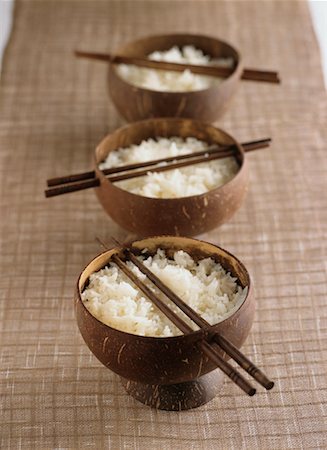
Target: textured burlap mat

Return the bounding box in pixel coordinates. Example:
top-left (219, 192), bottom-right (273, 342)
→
top-left (1, 1), bottom-right (326, 448)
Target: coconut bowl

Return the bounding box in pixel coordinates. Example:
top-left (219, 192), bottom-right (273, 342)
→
top-left (94, 117), bottom-right (249, 236)
top-left (75, 235), bottom-right (255, 410)
top-left (108, 33), bottom-right (243, 122)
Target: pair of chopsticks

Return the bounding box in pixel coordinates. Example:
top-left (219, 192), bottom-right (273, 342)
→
top-left (99, 237), bottom-right (274, 396)
top-left (75, 50), bottom-right (280, 84)
top-left (45, 138), bottom-right (271, 198)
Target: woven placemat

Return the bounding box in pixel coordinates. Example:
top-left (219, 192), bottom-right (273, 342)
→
top-left (1, 1), bottom-right (326, 448)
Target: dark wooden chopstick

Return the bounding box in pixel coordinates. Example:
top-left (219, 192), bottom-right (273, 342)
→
top-left (45, 178), bottom-right (99, 198)
top-left (110, 252), bottom-right (256, 396)
top-left (45, 178), bottom-right (101, 197)
top-left (47, 143), bottom-right (215, 187)
top-left (75, 50), bottom-right (280, 84)
top-left (212, 334), bottom-right (274, 390)
top-left (45, 150), bottom-right (231, 198)
top-left (47, 139), bottom-right (270, 188)
top-left (107, 138), bottom-right (271, 183)
top-left (107, 151), bottom-right (229, 182)
top-left (123, 247), bottom-right (274, 391)
top-left (45, 138), bottom-right (271, 198)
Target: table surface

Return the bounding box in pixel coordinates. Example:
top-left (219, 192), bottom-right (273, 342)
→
top-left (0, 1), bottom-right (326, 449)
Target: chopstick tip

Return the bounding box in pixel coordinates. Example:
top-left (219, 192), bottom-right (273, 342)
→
top-left (74, 50), bottom-right (83, 58)
top-left (266, 381), bottom-right (275, 390)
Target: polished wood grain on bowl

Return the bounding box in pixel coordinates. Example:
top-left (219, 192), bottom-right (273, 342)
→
top-left (93, 118), bottom-right (249, 237)
top-left (75, 236), bottom-right (255, 409)
top-left (108, 33), bottom-right (243, 122)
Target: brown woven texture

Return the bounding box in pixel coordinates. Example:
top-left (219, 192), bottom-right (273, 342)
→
top-left (1, 0), bottom-right (326, 448)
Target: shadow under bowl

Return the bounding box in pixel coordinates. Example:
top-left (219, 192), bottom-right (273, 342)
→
top-left (94, 117), bottom-right (249, 237)
top-left (75, 235), bottom-right (255, 410)
top-left (108, 33), bottom-right (243, 122)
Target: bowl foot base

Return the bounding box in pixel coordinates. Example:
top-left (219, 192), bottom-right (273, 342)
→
top-left (120, 369), bottom-right (225, 410)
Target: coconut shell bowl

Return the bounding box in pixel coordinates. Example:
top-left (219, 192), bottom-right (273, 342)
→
top-left (94, 117), bottom-right (248, 236)
top-left (74, 235), bottom-right (273, 411)
top-left (108, 33), bottom-right (243, 122)
top-left (45, 118), bottom-right (271, 236)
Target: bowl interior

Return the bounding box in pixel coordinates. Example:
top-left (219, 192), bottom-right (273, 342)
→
top-left (76, 235), bottom-right (254, 385)
top-left (92, 118), bottom-right (248, 236)
top-left (95, 118), bottom-right (244, 190)
top-left (79, 235), bottom-right (250, 309)
top-left (112, 33), bottom-right (241, 88)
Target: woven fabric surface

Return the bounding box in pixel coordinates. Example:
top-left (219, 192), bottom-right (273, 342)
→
top-left (0, 1), bottom-right (326, 449)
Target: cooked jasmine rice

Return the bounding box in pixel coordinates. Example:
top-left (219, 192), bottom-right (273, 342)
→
top-left (99, 136), bottom-right (239, 199)
top-left (116, 45), bottom-right (234, 92)
top-left (82, 249), bottom-right (248, 337)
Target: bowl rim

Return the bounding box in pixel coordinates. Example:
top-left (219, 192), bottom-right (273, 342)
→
top-left (76, 235), bottom-right (252, 342)
top-left (109, 32), bottom-right (243, 94)
top-left (94, 117), bottom-right (246, 202)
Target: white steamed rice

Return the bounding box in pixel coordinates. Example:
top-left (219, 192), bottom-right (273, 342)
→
top-left (99, 136), bottom-right (239, 199)
top-left (116, 45), bottom-right (234, 92)
top-left (81, 249), bottom-right (248, 337)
